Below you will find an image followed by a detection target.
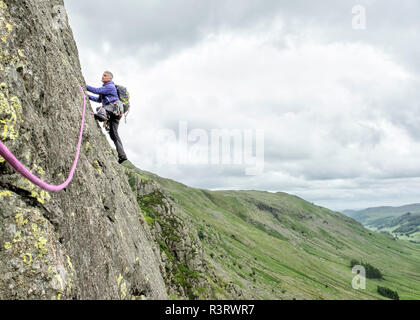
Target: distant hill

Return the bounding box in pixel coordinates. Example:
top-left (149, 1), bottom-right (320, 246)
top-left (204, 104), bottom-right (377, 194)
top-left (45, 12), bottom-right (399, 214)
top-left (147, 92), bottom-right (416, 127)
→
top-left (343, 204), bottom-right (420, 243)
top-left (344, 204), bottom-right (420, 224)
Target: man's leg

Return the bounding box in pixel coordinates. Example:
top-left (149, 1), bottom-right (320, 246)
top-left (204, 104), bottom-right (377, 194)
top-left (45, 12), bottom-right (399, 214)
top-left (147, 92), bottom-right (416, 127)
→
top-left (109, 116), bottom-right (128, 162)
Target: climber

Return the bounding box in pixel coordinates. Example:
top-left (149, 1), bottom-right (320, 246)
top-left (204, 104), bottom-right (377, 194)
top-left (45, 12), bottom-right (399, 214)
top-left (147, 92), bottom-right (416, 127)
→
top-left (86, 71), bottom-right (128, 164)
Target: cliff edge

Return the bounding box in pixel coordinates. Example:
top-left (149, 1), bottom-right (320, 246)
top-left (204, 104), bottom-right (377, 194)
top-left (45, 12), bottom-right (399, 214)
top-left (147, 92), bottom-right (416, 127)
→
top-left (0, 0), bottom-right (168, 300)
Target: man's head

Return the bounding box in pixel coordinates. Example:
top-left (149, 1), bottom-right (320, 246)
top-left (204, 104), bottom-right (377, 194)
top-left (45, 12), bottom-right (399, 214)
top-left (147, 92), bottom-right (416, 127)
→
top-left (102, 71), bottom-right (113, 84)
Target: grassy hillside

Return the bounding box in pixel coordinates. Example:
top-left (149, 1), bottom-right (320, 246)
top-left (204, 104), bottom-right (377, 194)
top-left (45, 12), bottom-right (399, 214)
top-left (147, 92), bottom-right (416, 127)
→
top-left (129, 166), bottom-right (420, 300)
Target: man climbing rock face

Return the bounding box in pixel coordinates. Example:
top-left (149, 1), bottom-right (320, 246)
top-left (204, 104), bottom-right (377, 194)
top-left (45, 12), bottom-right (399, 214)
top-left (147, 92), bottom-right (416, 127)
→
top-left (86, 71), bottom-right (128, 164)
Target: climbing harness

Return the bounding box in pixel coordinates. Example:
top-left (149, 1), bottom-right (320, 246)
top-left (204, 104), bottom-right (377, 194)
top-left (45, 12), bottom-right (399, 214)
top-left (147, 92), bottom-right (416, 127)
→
top-left (0, 85), bottom-right (86, 192)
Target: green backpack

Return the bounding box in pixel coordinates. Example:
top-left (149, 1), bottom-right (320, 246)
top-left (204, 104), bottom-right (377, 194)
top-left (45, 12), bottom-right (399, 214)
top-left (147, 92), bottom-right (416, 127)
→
top-left (115, 85), bottom-right (130, 120)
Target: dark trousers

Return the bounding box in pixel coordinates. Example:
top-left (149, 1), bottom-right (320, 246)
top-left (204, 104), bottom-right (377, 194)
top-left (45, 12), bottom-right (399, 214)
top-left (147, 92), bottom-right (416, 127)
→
top-left (108, 114), bottom-right (127, 161)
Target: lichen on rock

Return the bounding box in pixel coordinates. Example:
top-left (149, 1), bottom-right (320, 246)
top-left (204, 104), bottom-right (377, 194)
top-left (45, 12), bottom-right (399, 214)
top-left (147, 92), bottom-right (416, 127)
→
top-left (0, 83), bottom-right (23, 141)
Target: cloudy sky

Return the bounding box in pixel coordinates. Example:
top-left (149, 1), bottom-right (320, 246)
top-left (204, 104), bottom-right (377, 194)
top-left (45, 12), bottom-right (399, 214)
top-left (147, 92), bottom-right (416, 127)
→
top-left (64, 0), bottom-right (420, 211)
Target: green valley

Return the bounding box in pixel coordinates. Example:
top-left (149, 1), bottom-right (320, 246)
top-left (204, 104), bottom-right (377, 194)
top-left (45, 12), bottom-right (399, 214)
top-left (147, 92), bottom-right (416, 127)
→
top-left (124, 163), bottom-right (420, 300)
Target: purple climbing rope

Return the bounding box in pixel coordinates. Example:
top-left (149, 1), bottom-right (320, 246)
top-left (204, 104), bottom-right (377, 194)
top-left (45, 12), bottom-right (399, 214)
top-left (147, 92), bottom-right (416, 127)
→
top-left (0, 85), bottom-right (87, 192)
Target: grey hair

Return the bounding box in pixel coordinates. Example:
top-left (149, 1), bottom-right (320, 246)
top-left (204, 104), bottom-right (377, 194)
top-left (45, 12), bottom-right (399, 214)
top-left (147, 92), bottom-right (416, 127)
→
top-left (104, 71), bottom-right (114, 79)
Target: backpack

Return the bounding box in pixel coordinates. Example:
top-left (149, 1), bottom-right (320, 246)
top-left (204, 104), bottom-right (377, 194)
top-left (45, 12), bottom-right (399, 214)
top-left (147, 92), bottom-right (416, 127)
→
top-left (115, 85), bottom-right (130, 117)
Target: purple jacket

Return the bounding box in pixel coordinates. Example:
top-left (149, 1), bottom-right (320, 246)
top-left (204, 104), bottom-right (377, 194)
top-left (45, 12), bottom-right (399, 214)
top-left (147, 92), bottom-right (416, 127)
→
top-left (86, 81), bottom-right (119, 105)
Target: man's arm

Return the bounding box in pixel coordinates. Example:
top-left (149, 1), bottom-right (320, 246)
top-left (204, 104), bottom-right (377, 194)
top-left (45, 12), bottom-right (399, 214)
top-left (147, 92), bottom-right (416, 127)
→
top-left (86, 84), bottom-right (114, 95)
top-left (88, 94), bottom-right (102, 103)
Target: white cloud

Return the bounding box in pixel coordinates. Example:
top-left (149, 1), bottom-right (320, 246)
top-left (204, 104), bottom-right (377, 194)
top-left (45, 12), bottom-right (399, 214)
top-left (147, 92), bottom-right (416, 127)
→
top-left (69, 4), bottom-right (420, 211)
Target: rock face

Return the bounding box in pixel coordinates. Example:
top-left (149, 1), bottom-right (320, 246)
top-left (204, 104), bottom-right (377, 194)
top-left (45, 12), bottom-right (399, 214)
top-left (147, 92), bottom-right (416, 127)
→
top-left (125, 166), bottom-right (245, 300)
top-left (0, 0), bottom-right (168, 299)
top-left (126, 169), bottom-right (213, 299)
